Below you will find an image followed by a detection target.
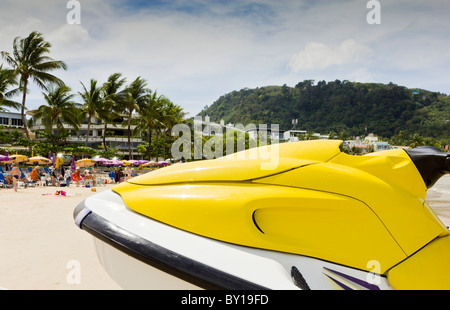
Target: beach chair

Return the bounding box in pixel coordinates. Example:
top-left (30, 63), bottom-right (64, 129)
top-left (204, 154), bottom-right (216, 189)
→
top-left (44, 167), bottom-right (50, 174)
top-left (0, 173), bottom-right (7, 188)
top-left (0, 166), bottom-right (4, 173)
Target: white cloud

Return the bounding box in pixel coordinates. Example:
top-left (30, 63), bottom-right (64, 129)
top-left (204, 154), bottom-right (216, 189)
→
top-left (1, 0), bottom-right (450, 116)
top-left (47, 24), bottom-right (90, 50)
top-left (288, 39), bottom-right (372, 72)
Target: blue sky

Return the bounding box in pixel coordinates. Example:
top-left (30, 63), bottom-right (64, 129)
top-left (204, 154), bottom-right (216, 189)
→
top-left (1, 0), bottom-right (450, 119)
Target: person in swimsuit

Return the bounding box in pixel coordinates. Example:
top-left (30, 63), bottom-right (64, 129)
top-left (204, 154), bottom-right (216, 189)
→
top-left (10, 163), bottom-right (20, 192)
top-left (74, 167), bottom-right (81, 187)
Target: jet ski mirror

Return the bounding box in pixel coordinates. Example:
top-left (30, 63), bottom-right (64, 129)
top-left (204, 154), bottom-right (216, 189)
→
top-left (405, 146), bottom-right (450, 188)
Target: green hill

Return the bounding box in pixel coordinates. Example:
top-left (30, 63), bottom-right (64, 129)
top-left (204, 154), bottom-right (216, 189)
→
top-left (197, 80), bottom-right (449, 142)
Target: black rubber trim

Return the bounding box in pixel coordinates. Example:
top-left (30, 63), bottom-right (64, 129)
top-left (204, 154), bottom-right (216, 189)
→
top-left (291, 266), bottom-right (310, 290)
top-left (405, 147), bottom-right (450, 188)
top-left (77, 207), bottom-right (269, 290)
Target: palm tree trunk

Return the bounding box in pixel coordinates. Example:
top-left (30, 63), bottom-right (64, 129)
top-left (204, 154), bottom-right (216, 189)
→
top-left (128, 114), bottom-right (132, 160)
top-left (128, 111), bottom-right (132, 160)
top-left (162, 129), bottom-right (166, 160)
top-left (85, 115), bottom-right (91, 147)
top-left (21, 78), bottom-right (32, 151)
top-left (103, 123), bottom-right (108, 151)
top-left (155, 131), bottom-right (160, 162)
top-left (147, 125), bottom-right (152, 161)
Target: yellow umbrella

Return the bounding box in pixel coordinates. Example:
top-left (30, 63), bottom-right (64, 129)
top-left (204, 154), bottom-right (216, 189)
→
top-left (4, 154), bottom-right (28, 164)
top-left (75, 158), bottom-right (95, 168)
top-left (26, 156), bottom-right (53, 165)
top-left (55, 156), bottom-right (64, 169)
top-left (142, 161), bottom-right (158, 167)
top-left (122, 160), bottom-right (132, 166)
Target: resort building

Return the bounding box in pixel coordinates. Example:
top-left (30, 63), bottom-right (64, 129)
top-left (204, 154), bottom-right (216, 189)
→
top-left (346, 133), bottom-right (392, 153)
top-left (27, 110), bottom-right (144, 158)
top-left (0, 108), bottom-right (24, 129)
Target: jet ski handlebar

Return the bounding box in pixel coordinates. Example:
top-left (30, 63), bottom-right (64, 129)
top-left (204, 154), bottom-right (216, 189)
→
top-left (405, 146), bottom-right (450, 188)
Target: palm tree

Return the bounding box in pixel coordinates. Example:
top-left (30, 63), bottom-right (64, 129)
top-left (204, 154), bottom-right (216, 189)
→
top-left (33, 85), bottom-right (80, 134)
top-left (122, 77), bottom-right (150, 159)
top-left (409, 133), bottom-right (424, 149)
top-left (1, 31), bottom-right (67, 143)
top-left (158, 98), bottom-right (185, 160)
top-left (0, 65), bottom-right (20, 110)
top-left (99, 73), bottom-right (126, 150)
top-left (79, 79), bottom-right (103, 147)
top-left (134, 91), bottom-right (164, 160)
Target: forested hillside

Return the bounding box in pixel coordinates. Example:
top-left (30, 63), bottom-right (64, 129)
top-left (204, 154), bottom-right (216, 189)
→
top-left (198, 80), bottom-right (449, 142)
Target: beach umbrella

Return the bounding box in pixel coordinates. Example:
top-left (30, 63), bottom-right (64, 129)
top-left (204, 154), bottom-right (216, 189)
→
top-left (55, 155), bottom-right (64, 169)
top-left (71, 156), bottom-right (76, 170)
top-left (122, 160), bottom-right (132, 166)
top-left (75, 158), bottom-right (95, 167)
top-left (4, 154), bottom-right (29, 164)
top-left (129, 160), bottom-right (146, 166)
top-left (142, 161), bottom-right (158, 167)
top-left (0, 154), bottom-right (10, 162)
top-left (136, 160), bottom-right (149, 165)
top-left (93, 157), bottom-right (109, 163)
top-left (109, 159), bottom-right (123, 166)
top-left (94, 158), bottom-right (112, 166)
top-left (26, 156), bottom-right (53, 165)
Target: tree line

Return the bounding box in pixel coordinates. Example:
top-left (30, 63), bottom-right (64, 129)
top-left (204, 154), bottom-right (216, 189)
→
top-left (0, 31), bottom-right (185, 160)
top-left (199, 80), bottom-right (449, 149)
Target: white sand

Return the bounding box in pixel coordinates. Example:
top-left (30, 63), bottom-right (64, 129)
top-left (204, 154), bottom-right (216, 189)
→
top-left (0, 176), bottom-right (448, 290)
top-left (0, 183), bottom-right (121, 290)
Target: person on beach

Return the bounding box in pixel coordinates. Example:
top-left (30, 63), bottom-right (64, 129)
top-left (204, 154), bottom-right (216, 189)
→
top-left (74, 167), bottom-right (81, 187)
top-left (10, 163), bottom-right (20, 192)
top-left (92, 167), bottom-right (97, 186)
top-left (50, 167), bottom-right (57, 186)
top-left (61, 166), bottom-right (65, 183)
top-left (84, 168), bottom-right (92, 185)
top-left (65, 167), bottom-right (72, 187)
top-left (114, 169), bottom-right (119, 183)
top-left (124, 166), bottom-right (130, 181)
top-left (30, 166), bottom-right (40, 182)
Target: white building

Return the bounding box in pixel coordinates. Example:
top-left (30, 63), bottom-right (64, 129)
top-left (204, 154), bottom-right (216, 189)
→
top-left (27, 111), bottom-right (143, 158)
top-left (0, 109), bottom-right (24, 128)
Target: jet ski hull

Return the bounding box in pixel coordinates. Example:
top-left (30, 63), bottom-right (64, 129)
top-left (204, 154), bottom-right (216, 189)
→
top-left (74, 189), bottom-right (392, 290)
top-left (73, 141), bottom-right (450, 289)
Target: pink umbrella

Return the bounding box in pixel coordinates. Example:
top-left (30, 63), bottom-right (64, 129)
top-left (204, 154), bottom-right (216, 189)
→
top-left (109, 160), bottom-right (123, 166)
top-left (71, 156), bottom-right (75, 170)
top-left (94, 158), bottom-right (110, 162)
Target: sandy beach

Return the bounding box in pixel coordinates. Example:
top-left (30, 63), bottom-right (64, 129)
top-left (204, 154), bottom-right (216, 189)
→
top-left (0, 175), bottom-right (449, 290)
top-left (0, 183), bottom-right (121, 290)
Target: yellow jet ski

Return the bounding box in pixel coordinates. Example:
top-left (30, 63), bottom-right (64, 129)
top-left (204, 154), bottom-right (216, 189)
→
top-left (74, 140), bottom-right (450, 290)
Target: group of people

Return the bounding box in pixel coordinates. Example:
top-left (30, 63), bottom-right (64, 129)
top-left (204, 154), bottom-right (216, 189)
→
top-left (29, 165), bottom-right (75, 188)
top-left (114, 166), bottom-right (134, 183)
top-left (4, 162), bottom-right (137, 192)
top-left (6, 164), bottom-right (100, 192)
